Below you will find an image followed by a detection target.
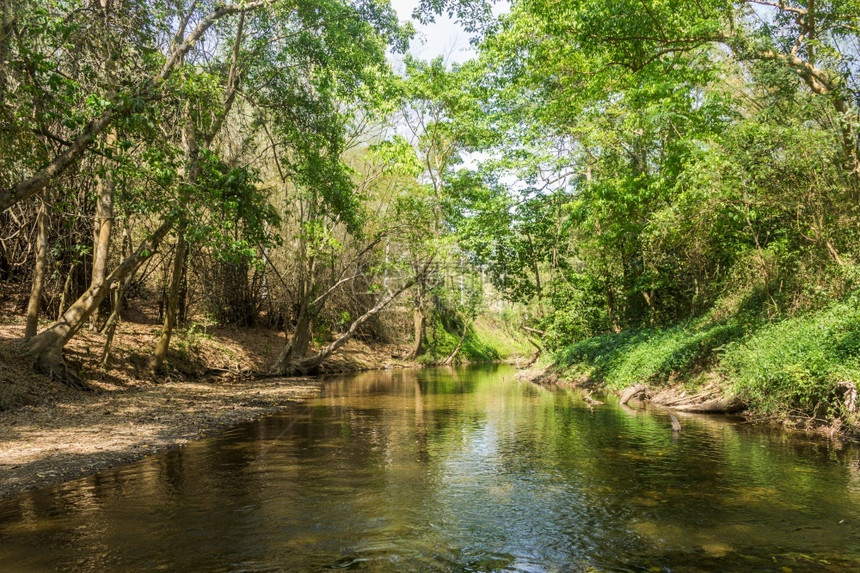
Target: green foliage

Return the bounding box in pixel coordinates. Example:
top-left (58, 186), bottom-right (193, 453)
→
top-left (5, 0), bottom-right (860, 431)
top-left (440, 2), bottom-right (860, 438)
top-left (472, 316), bottom-right (534, 360)
top-left (367, 136), bottom-right (423, 178)
top-left (187, 152), bottom-right (280, 264)
top-left (555, 320), bottom-right (743, 390)
top-left (723, 298), bottom-right (860, 419)
top-left (416, 313), bottom-right (502, 364)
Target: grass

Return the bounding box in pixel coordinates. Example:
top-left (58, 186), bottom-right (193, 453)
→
top-left (554, 319), bottom-right (743, 391)
top-left (472, 316), bottom-right (533, 360)
top-left (417, 314), bottom-right (532, 365)
top-left (553, 295), bottom-right (860, 427)
top-left (722, 300), bottom-right (860, 420)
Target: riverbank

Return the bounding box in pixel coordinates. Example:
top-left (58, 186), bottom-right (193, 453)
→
top-left (541, 304), bottom-right (860, 439)
top-left (0, 376), bottom-right (326, 499)
top-left (0, 303), bottom-right (536, 499)
top-left (0, 320), bottom-right (416, 499)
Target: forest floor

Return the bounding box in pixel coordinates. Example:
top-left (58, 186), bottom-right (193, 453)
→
top-left (0, 314), bottom-right (414, 499)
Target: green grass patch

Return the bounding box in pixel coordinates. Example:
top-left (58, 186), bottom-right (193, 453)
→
top-left (722, 300), bottom-right (860, 419)
top-left (417, 314), bottom-right (532, 365)
top-left (554, 320), bottom-right (743, 391)
top-left (471, 316), bottom-right (533, 360)
top-left (553, 295), bottom-right (860, 424)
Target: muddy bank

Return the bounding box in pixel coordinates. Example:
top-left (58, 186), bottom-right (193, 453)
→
top-left (521, 364), bottom-right (858, 440)
top-left (520, 365), bottom-right (746, 415)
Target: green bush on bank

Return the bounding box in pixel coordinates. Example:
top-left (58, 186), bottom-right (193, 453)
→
top-left (553, 295), bottom-right (860, 424)
top-left (722, 300), bottom-right (860, 420)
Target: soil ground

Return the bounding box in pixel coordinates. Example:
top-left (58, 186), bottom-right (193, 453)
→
top-left (0, 315), bottom-right (413, 500)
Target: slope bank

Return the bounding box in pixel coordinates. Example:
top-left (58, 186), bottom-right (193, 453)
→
top-left (548, 298), bottom-right (860, 439)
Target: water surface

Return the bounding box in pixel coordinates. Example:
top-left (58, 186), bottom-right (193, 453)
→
top-left (1, 365), bottom-right (859, 571)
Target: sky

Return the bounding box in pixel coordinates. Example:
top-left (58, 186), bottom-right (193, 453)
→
top-left (389, 0), bottom-right (477, 64)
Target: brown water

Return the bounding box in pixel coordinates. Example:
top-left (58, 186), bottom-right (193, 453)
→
top-left (1, 365), bottom-right (860, 572)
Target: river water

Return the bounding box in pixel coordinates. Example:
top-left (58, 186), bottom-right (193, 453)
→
top-left (1, 365), bottom-right (859, 571)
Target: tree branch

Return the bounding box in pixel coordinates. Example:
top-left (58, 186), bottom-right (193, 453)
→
top-left (0, 0), bottom-right (273, 213)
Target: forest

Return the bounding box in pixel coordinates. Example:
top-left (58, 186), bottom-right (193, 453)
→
top-left (2, 0), bottom-right (860, 435)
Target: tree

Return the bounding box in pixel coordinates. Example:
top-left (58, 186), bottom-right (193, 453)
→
top-left (14, 0), bottom-right (410, 382)
top-left (397, 57), bottom-right (480, 359)
top-left (0, 0), bottom-right (276, 213)
top-left (431, 0), bottom-right (859, 346)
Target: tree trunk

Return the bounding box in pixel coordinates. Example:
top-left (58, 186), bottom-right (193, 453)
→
top-left (524, 336), bottom-right (542, 367)
top-left (22, 219), bottom-right (174, 386)
top-left (24, 203), bottom-right (48, 339)
top-left (100, 274), bottom-right (132, 369)
top-left (56, 261), bottom-right (77, 320)
top-left (89, 132), bottom-right (116, 328)
top-left (274, 304), bottom-right (313, 373)
top-left (604, 270), bottom-right (620, 333)
top-left (407, 289), bottom-right (424, 359)
top-left (442, 318), bottom-right (469, 366)
top-left (100, 226), bottom-right (135, 368)
top-left (150, 232), bottom-right (186, 373)
top-left (149, 92), bottom-right (203, 373)
top-left (277, 277), bottom-right (417, 375)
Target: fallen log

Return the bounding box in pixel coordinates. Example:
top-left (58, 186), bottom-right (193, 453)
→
top-left (656, 389), bottom-right (715, 407)
top-left (666, 396), bottom-right (745, 414)
top-left (619, 384), bottom-right (647, 405)
top-left (523, 336), bottom-right (542, 368)
top-left (583, 391), bottom-right (604, 408)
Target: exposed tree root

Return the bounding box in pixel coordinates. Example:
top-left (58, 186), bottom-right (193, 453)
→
top-left (31, 347), bottom-right (89, 391)
top-left (619, 383), bottom-right (647, 405)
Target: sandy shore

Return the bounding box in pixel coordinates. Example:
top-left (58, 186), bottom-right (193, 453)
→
top-left (0, 375), bottom-right (325, 499)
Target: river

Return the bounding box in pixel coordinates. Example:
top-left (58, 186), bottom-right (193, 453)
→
top-left (1, 365), bottom-right (859, 571)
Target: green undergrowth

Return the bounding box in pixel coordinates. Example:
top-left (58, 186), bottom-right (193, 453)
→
top-left (554, 319), bottom-right (743, 391)
top-left (418, 314), bottom-right (532, 365)
top-left (722, 300), bottom-right (860, 421)
top-left (554, 296), bottom-right (860, 427)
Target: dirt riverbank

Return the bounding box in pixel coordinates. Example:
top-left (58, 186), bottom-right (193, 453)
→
top-left (0, 320), bottom-right (413, 499)
top-left (0, 376), bottom-right (325, 499)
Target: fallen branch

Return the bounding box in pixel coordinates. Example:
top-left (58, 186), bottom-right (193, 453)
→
top-left (523, 336), bottom-right (542, 368)
top-left (619, 383), bottom-right (647, 405)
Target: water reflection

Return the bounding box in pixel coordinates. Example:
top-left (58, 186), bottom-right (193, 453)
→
top-left (1, 365), bottom-right (859, 571)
